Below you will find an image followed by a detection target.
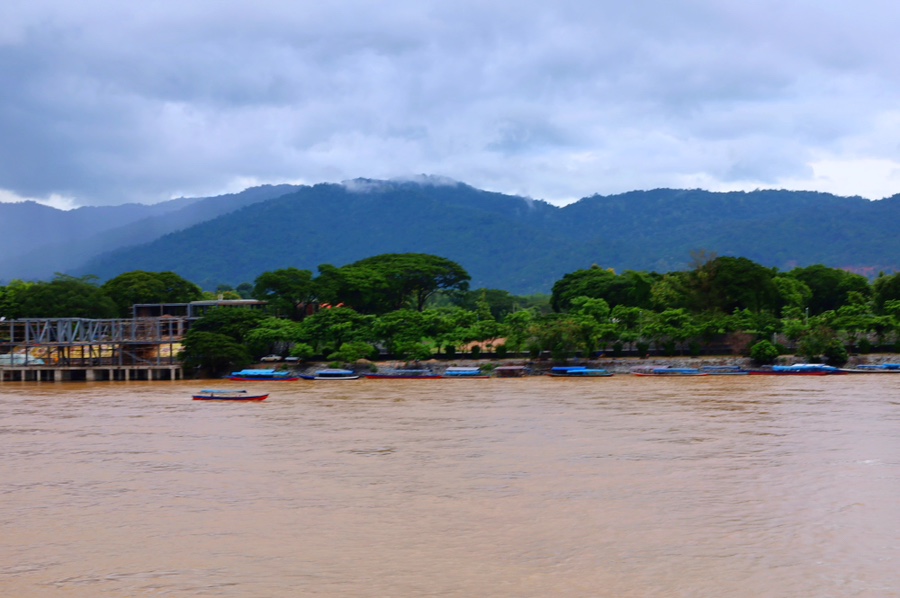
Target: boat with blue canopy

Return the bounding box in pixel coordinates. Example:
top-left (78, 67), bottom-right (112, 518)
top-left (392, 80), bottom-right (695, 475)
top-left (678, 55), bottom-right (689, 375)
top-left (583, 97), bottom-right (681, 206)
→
top-left (228, 369), bottom-right (299, 381)
top-left (548, 366), bottom-right (613, 377)
top-left (365, 369), bottom-right (441, 379)
top-left (442, 366), bottom-right (489, 378)
top-left (750, 364), bottom-right (845, 375)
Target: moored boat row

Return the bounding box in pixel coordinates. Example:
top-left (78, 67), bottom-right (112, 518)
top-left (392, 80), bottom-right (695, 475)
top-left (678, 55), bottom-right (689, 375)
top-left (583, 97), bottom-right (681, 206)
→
top-left (225, 361), bottom-right (899, 382)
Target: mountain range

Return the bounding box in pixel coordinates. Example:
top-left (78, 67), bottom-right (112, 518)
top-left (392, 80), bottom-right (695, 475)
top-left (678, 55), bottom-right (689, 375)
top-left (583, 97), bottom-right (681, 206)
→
top-left (2, 178), bottom-right (898, 295)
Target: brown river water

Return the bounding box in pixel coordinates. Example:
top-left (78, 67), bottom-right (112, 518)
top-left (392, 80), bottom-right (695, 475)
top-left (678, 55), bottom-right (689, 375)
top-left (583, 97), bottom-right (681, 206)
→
top-left (1, 376), bottom-right (899, 597)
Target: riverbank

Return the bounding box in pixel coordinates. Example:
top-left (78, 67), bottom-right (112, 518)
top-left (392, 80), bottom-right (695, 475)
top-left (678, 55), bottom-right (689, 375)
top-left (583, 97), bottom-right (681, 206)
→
top-left (289, 353), bottom-right (900, 376)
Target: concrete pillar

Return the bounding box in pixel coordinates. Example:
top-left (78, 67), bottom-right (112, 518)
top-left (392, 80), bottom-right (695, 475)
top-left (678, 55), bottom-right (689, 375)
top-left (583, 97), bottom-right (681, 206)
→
top-left (86, 369), bottom-right (96, 382)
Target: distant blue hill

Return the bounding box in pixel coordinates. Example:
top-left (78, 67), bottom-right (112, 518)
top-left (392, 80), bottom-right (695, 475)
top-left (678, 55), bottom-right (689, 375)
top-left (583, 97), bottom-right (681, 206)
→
top-left (0, 185), bottom-right (301, 282)
top-left (7, 179), bottom-right (899, 294)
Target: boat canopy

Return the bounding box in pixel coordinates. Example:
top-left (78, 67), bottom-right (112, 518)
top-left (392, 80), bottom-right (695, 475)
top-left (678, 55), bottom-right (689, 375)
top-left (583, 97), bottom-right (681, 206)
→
top-left (773, 364), bottom-right (838, 372)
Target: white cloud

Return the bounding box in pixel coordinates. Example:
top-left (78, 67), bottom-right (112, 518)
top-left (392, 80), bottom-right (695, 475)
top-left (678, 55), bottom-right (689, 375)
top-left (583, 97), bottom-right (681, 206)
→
top-left (0, 188), bottom-right (78, 210)
top-left (2, 0), bottom-right (900, 205)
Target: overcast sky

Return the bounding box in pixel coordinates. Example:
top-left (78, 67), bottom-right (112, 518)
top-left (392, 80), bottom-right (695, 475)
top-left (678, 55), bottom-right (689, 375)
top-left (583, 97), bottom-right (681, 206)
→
top-left (3, 1), bottom-right (900, 208)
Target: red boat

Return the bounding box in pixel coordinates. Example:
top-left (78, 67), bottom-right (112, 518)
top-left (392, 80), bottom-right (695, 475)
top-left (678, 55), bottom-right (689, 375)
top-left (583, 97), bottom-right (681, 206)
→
top-left (193, 389), bottom-right (269, 401)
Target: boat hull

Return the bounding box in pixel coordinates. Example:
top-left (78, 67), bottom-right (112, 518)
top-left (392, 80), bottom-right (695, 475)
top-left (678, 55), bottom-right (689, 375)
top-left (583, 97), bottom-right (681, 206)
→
top-left (193, 393), bottom-right (268, 401)
top-left (365, 374), bottom-right (442, 379)
top-left (228, 376), bottom-right (299, 382)
top-left (632, 372), bottom-right (708, 377)
top-left (548, 373), bottom-right (613, 378)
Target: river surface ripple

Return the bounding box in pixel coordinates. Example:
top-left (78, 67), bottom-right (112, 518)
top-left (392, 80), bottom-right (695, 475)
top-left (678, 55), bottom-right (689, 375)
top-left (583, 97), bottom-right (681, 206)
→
top-left (1, 376), bottom-right (899, 597)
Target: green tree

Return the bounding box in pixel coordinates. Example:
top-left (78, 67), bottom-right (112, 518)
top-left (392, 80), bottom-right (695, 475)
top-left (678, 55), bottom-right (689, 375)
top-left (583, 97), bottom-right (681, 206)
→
top-left (190, 307), bottom-right (268, 344)
top-left (773, 275), bottom-right (812, 315)
top-left (327, 341), bottom-right (378, 363)
top-left (551, 266), bottom-right (655, 312)
top-left (252, 267), bottom-right (317, 320)
top-left (179, 330), bottom-right (252, 376)
top-left (536, 314), bottom-right (582, 362)
top-left (371, 309), bottom-right (428, 355)
top-left (10, 275), bottom-right (118, 319)
top-left (873, 272), bottom-right (900, 312)
top-left (451, 288), bottom-right (520, 321)
top-left (244, 317), bottom-right (304, 357)
top-left (790, 265), bottom-right (871, 315)
top-left (298, 307), bottom-right (374, 356)
top-left (500, 309), bottom-right (535, 354)
top-left (235, 282), bottom-right (254, 299)
top-left (320, 253), bottom-right (470, 314)
top-left (102, 271), bottom-right (202, 317)
top-left (699, 256), bottom-right (778, 314)
top-left (750, 340), bottom-right (779, 365)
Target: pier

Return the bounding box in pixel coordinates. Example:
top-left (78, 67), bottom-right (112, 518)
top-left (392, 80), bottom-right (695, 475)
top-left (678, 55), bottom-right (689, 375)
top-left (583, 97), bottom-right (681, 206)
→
top-left (1, 317), bottom-right (188, 382)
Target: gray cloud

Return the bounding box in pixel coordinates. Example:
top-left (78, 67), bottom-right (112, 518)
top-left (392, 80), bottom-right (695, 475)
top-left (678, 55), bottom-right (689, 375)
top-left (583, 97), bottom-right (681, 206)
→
top-left (2, 0), bottom-right (900, 206)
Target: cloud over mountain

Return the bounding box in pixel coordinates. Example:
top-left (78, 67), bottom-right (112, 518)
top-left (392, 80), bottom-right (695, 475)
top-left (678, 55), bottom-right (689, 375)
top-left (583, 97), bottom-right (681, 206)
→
top-left (3, 1), bottom-right (900, 206)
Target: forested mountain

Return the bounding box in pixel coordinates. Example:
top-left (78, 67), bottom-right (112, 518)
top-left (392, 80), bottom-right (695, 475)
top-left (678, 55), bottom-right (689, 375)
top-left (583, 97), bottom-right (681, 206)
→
top-left (67, 180), bottom-right (900, 294)
top-left (0, 185), bottom-right (301, 280)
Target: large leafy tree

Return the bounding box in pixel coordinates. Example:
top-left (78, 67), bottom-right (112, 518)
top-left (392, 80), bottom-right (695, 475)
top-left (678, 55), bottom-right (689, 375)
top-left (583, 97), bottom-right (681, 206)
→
top-left (552, 267), bottom-right (656, 312)
top-left (693, 256), bottom-right (779, 314)
top-left (451, 288), bottom-right (520, 321)
top-left (190, 307), bottom-right (268, 344)
top-left (102, 271), bottom-right (202, 317)
top-left (319, 253), bottom-right (470, 314)
top-left (244, 317), bottom-right (304, 357)
top-left (252, 267), bottom-right (316, 320)
top-left (179, 330), bottom-right (252, 376)
top-left (873, 272), bottom-right (900, 312)
top-left (9, 275), bottom-right (118, 319)
top-left (297, 307), bottom-right (374, 355)
top-left (790, 265), bottom-right (871, 315)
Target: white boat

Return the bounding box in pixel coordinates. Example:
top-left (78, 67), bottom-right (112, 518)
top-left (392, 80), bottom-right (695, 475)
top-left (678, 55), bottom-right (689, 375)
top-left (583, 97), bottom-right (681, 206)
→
top-left (300, 369), bottom-right (360, 380)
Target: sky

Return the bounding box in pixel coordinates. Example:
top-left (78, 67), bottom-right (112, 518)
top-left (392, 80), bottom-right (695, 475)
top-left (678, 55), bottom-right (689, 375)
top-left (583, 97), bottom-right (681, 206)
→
top-left (3, 1), bottom-right (900, 209)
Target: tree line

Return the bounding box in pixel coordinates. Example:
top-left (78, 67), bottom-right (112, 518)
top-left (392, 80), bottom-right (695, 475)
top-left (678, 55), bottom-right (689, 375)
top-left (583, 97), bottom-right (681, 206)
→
top-left (4, 252), bottom-right (900, 374)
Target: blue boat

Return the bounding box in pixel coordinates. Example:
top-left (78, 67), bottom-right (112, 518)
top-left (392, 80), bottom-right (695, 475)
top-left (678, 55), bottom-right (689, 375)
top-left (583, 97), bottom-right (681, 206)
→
top-left (365, 369), bottom-right (441, 379)
top-left (442, 367), bottom-right (489, 378)
top-left (229, 369), bottom-right (299, 381)
top-left (700, 365), bottom-right (750, 375)
top-left (632, 367), bottom-right (707, 376)
top-left (750, 364), bottom-right (845, 375)
top-left (548, 366), bottom-right (613, 377)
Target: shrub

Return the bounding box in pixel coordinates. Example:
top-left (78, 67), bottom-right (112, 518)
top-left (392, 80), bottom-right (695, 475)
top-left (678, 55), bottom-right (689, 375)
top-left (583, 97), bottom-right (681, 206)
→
top-left (823, 340), bottom-right (849, 367)
top-left (494, 344), bottom-right (508, 358)
top-left (327, 341), bottom-right (377, 364)
top-left (636, 341), bottom-right (650, 358)
top-left (750, 340), bottom-right (779, 366)
top-left (289, 343), bottom-right (316, 361)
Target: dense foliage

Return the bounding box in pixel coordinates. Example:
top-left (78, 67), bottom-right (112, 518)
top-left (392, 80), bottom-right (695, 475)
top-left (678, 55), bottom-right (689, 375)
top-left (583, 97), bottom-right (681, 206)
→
top-left (5, 254), bottom-right (900, 371)
top-left (102, 271), bottom-right (202, 317)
